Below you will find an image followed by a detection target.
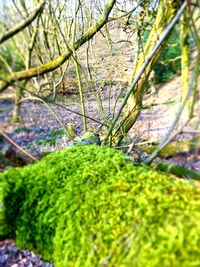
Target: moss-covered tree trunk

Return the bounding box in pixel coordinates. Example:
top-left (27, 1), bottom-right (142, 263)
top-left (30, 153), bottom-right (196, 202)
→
top-left (12, 86), bottom-right (22, 123)
top-left (110, 0), bottom-right (181, 145)
top-left (180, 10), bottom-right (190, 119)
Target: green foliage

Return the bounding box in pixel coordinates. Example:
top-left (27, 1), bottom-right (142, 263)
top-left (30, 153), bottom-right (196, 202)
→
top-left (142, 28), bottom-right (181, 84)
top-left (154, 29), bottom-right (181, 83)
top-left (35, 129), bottom-right (66, 146)
top-left (1, 145), bottom-right (200, 267)
top-left (0, 41), bottom-right (25, 73)
top-left (13, 126), bottom-right (32, 134)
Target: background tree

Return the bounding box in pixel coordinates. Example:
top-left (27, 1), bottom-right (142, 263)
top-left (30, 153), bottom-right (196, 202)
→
top-left (0, 0), bottom-right (199, 166)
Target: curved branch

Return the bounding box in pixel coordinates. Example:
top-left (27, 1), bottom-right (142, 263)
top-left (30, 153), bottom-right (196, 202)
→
top-left (0, 0), bottom-right (116, 93)
top-left (0, 0), bottom-right (46, 44)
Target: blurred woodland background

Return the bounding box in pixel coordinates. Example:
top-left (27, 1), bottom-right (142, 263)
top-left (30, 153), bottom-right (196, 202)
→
top-left (0, 0), bottom-right (200, 173)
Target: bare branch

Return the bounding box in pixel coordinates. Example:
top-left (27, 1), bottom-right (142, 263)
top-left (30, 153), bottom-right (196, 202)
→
top-left (0, 0), bottom-right (116, 93)
top-left (0, 0), bottom-right (46, 44)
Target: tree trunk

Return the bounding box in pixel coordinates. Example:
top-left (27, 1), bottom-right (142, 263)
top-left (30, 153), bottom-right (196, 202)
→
top-left (111, 0), bottom-right (181, 145)
top-left (12, 86), bottom-right (23, 123)
top-left (181, 10), bottom-right (190, 119)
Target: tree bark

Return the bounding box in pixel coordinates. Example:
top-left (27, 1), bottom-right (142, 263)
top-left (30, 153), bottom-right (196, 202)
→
top-left (0, 0), bottom-right (116, 93)
top-left (108, 0), bottom-right (184, 145)
top-left (181, 10), bottom-right (190, 119)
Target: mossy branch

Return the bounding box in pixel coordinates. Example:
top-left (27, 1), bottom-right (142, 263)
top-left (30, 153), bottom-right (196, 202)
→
top-left (0, 0), bottom-right (46, 44)
top-left (181, 10), bottom-right (190, 119)
top-left (153, 162), bottom-right (200, 181)
top-left (140, 135), bottom-right (200, 158)
top-left (0, 0), bottom-right (116, 93)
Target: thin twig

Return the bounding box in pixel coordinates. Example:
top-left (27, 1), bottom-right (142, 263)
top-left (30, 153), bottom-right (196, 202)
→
top-left (0, 130), bottom-right (38, 162)
top-left (0, 1), bottom-right (46, 44)
top-left (23, 90), bottom-right (107, 126)
top-left (182, 130), bottom-right (200, 134)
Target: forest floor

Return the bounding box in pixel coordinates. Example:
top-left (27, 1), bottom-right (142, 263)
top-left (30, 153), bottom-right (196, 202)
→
top-left (0, 70), bottom-right (200, 173)
top-left (1, 27), bottom-right (200, 172)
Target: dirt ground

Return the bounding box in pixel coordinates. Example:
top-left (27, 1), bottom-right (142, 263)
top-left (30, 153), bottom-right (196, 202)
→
top-left (0, 74), bottom-right (200, 172)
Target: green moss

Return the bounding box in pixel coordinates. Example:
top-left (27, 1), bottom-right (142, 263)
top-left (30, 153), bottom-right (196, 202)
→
top-left (141, 27), bottom-right (181, 84)
top-left (35, 129), bottom-right (66, 146)
top-left (0, 41), bottom-right (25, 72)
top-left (0, 145), bottom-right (200, 267)
top-left (13, 126), bottom-right (32, 134)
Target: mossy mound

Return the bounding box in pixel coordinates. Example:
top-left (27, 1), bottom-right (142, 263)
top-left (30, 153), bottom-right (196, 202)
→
top-left (0, 145), bottom-right (200, 267)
